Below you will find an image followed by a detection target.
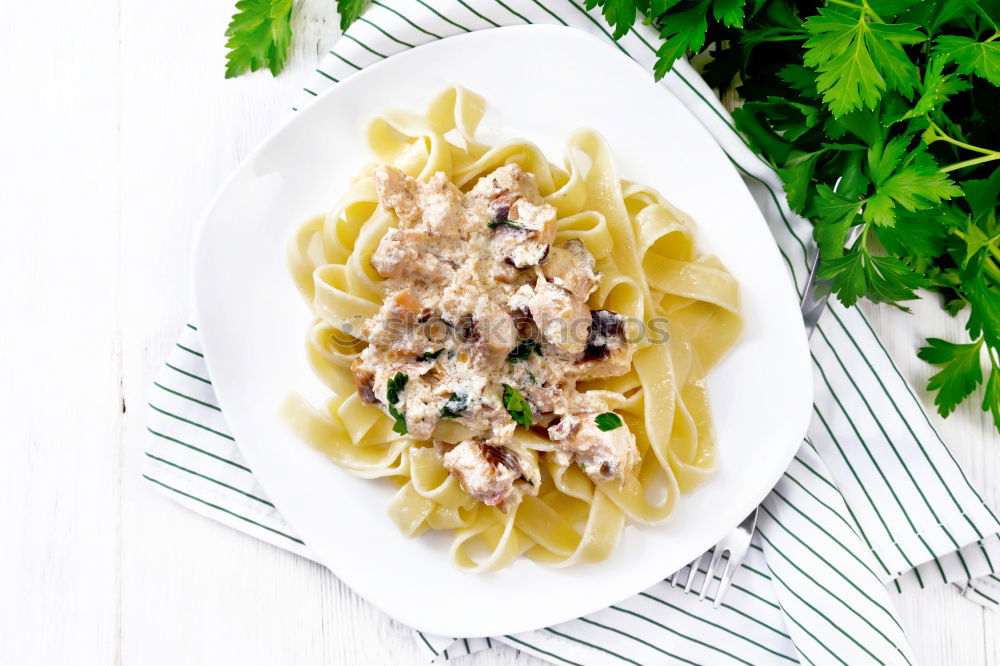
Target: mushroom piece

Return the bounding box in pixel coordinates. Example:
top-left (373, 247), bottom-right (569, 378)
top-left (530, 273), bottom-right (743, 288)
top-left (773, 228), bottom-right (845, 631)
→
top-left (573, 309), bottom-right (633, 379)
top-left (351, 359), bottom-right (378, 404)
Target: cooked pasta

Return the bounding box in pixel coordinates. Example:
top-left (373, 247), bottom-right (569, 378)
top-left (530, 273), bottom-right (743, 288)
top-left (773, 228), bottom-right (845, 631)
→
top-left (282, 87), bottom-right (742, 571)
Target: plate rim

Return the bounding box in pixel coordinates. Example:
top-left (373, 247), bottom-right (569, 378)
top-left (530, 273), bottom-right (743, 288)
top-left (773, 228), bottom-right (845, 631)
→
top-left (191, 23), bottom-right (814, 637)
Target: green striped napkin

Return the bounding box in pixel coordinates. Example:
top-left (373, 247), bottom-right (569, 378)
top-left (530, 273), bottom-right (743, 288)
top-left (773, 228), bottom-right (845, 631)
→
top-left (145, 2), bottom-right (1000, 663)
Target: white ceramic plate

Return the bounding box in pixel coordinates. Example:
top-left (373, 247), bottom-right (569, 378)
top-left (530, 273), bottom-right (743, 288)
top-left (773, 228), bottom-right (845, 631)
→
top-left (194, 25), bottom-right (813, 637)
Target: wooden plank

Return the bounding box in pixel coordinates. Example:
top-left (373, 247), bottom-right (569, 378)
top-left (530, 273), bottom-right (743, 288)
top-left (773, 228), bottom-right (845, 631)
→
top-left (0, 1), bottom-right (123, 665)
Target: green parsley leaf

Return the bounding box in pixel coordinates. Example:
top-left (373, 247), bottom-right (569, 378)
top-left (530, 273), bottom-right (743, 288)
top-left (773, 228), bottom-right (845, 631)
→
top-left (963, 168), bottom-right (1000, 224)
top-left (387, 405), bottom-right (408, 436)
top-left (778, 64), bottom-right (821, 96)
top-left (336, 0), bottom-right (368, 31)
top-left (654, 2), bottom-right (711, 80)
top-left (802, 7), bottom-right (925, 116)
top-left (901, 57), bottom-right (971, 120)
top-left (501, 384), bottom-right (533, 428)
top-left (868, 0), bottom-right (923, 16)
top-left (418, 349), bottom-right (445, 361)
top-left (731, 105), bottom-right (793, 164)
top-left (386, 372), bottom-right (408, 405)
top-left (864, 159), bottom-right (963, 227)
top-left (224, 0), bottom-right (294, 79)
top-left (712, 0), bottom-right (746, 28)
top-left (817, 251), bottom-right (867, 306)
top-left (984, 366), bottom-right (1000, 430)
top-left (586, 0), bottom-right (638, 39)
top-left (507, 339), bottom-right (543, 362)
top-left (385, 372), bottom-right (409, 435)
top-left (813, 184), bottom-right (861, 259)
top-left (223, 0), bottom-right (369, 78)
top-left (487, 219), bottom-right (523, 230)
top-left (963, 225), bottom-right (994, 267)
top-left (819, 249), bottom-right (924, 306)
top-left (917, 337), bottom-right (985, 418)
top-left (440, 393), bottom-right (468, 419)
top-left (934, 35), bottom-right (1000, 86)
top-left (965, 271), bottom-right (1000, 350)
top-left (874, 211), bottom-right (950, 259)
top-left (778, 150), bottom-right (824, 213)
top-left (867, 136), bottom-right (911, 185)
top-left (595, 412), bottom-right (624, 431)
top-left (908, 0), bottom-right (976, 33)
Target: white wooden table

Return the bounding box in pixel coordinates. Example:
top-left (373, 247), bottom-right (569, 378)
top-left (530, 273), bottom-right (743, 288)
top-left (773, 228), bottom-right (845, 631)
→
top-left (2, 1), bottom-right (999, 664)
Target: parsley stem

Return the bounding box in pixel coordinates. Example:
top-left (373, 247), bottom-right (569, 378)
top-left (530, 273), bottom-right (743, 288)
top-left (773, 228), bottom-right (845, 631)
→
top-left (928, 121), bottom-right (999, 157)
top-left (827, 0), bottom-right (864, 10)
top-left (860, 0), bottom-right (885, 22)
top-left (981, 253), bottom-right (1000, 285)
top-left (942, 153), bottom-right (1000, 173)
top-left (827, 0), bottom-right (885, 22)
top-left (974, 1), bottom-right (1000, 35)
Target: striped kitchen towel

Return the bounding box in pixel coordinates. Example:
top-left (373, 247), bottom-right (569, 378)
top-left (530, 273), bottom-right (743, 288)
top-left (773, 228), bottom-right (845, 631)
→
top-left (144, 1), bottom-right (1000, 663)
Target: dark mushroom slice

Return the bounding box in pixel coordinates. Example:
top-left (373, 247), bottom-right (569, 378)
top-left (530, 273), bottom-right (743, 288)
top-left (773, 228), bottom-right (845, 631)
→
top-left (481, 444), bottom-right (522, 475)
top-left (583, 309), bottom-right (625, 360)
top-left (573, 309), bottom-right (633, 379)
top-left (351, 359), bottom-right (379, 404)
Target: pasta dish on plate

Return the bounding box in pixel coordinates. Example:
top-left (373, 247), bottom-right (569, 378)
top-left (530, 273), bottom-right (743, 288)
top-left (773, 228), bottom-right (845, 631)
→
top-left (283, 87), bottom-right (742, 571)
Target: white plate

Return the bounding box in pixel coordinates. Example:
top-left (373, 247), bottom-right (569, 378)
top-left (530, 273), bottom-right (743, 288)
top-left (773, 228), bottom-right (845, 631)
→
top-left (193, 25), bottom-right (813, 637)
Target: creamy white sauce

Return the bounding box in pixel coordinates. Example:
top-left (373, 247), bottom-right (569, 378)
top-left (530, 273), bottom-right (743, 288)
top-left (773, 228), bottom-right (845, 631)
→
top-left (351, 164), bottom-right (639, 509)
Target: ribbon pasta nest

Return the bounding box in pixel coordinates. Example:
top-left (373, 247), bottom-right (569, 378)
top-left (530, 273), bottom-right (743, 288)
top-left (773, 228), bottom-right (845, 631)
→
top-left (283, 88), bottom-right (741, 571)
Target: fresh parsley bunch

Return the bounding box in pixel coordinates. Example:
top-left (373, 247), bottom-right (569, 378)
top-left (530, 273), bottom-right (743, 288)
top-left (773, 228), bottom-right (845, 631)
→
top-left (222, 0), bottom-right (999, 431)
top-left (593, 0), bottom-right (1000, 431)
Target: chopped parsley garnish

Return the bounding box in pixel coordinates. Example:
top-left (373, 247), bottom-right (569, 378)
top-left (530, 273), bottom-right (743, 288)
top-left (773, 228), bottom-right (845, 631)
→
top-left (386, 372), bottom-right (408, 404)
top-left (387, 407), bottom-right (407, 436)
top-left (488, 206), bottom-right (521, 230)
top-left (440, 393), bottom-right (468, 419)
top-left (487, 219), bottom-right (524, 230)
top-left (526, 370), bottom-right (537, 385)
top-left (502, 384), bottom-right (532, 428)
top-left (507, 338), bottom-right (542, 362)
top-left (386, 372), bottom-right (408, 435)
top-left (418, 348), bottom-right (445, 361)
top-left (595, 412), bottom-right (623, 432)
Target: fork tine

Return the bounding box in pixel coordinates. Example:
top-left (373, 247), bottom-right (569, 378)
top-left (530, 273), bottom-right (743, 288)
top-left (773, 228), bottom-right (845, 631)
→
top-left (698, 547), bottom-right (726, 600)
top-left (685, 551), bottom-right (709, 593)
top-left (712, 509), bottom-right (759, 606)
top-left (713, 553), bottom-right (738, 608)
top-left (672, 555), bottom-right (696, 588)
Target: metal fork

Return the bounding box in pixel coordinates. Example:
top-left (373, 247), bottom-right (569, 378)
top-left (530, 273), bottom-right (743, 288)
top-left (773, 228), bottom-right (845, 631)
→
top-left (670, 219), bottom-right (861, 607)
top-left (671, 509), bottom-right (758, 607)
